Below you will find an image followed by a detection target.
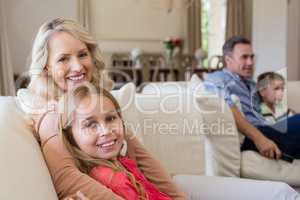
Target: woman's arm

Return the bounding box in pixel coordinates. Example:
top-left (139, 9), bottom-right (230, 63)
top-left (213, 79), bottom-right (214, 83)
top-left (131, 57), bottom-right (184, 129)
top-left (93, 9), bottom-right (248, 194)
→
top-left (125, 133), bottom-right (189, 200)
top-left (38, 112), bottom-right (124, 200)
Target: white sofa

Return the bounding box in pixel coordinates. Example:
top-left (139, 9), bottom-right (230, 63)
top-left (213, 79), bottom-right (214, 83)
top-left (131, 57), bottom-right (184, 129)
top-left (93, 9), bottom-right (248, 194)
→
top-left (142, 79), bottom-right (300, 191)
top-left (0, 81), bottom-right (299, 200)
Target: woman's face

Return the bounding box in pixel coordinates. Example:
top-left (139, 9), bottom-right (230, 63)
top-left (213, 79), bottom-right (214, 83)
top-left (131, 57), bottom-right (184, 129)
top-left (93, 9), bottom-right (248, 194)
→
top-left (72, 94), bottom-right (124, 160)
top-left (47, 31), bottom-right (95, 91)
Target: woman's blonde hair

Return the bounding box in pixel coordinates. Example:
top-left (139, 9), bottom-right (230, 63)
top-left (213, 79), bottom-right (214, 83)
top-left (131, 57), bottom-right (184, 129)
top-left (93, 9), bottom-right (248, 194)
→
top-left (27, 18), bottom-right (112, 101)
top-left (59, 83), bottom-right (146, 199)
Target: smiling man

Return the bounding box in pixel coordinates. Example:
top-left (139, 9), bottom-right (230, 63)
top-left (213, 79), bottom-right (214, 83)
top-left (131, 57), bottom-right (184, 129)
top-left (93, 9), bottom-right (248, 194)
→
top-left (204, 36), bottom-right (300, 161)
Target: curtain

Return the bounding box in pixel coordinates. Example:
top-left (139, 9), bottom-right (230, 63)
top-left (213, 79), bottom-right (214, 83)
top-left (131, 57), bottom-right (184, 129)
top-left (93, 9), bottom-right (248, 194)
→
top-left (187, 0), bottom-right (202, 54)
top-left (77, 0), bottom-right (91, 31)
top-left (225, 0), bottom-right (247, 40)
top-left (0, 0), bottom-right (15, 96)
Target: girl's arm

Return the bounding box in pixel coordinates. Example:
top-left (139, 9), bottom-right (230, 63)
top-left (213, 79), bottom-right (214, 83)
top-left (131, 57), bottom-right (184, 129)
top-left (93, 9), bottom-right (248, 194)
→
top-left (126, 133), bottom-right (189, 200)
top-left (38, 112), bottom-right (124, 200)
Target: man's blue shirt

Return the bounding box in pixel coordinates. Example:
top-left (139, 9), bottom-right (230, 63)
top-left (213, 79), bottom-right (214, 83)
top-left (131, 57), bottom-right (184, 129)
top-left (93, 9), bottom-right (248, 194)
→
top-left (204, 68), bottom-right (266, 126)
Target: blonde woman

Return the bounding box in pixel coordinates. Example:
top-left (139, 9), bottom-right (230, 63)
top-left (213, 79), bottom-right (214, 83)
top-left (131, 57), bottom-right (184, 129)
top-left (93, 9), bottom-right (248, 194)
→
top-left (18, 18), bottom-right (187, 200)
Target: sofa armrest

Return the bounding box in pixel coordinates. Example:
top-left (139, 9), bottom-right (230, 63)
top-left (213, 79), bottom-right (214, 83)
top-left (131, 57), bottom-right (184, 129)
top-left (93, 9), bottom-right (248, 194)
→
top-left (195, 95), bottom-right (241, 177)
top-left (204, 134), bottom-right (241, 177)
top-left (0, 97), bottom-right (58, 200)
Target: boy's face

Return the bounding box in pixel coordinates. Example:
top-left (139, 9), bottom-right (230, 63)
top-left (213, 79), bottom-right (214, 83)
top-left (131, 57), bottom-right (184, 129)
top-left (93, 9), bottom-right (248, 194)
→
top-left (260, 79), bottom-right (285, 105)
top-left (72, 94), bottom-right (124, 160)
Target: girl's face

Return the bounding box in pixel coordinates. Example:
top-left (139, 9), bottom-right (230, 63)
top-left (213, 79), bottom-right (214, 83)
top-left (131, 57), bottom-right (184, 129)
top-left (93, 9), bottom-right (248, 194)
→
top-left (260, 79), bottom-right (284, 105)
top-left (72, 94), bottom-right (124, 160)
top-left (47, 31), bottom-right (94, 91)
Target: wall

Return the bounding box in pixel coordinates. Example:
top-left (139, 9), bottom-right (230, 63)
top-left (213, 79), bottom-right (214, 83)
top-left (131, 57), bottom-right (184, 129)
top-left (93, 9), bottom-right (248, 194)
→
top-left (5, 0), bottom-right (298, 79)
top-left (5, 0), bottom-right (187, 72)
top-left (89, 0), bottom-right (186, 63)
top-left (252, 0), bottom-right (288, 77)
top-left (4, 0), bottom-right (77, 74)
top-left (287, 0), bottom-right (300, 80)
top-left (207, 0), bottom-right (226, 58)
top-left (244, 0), bottom-right (253, 40)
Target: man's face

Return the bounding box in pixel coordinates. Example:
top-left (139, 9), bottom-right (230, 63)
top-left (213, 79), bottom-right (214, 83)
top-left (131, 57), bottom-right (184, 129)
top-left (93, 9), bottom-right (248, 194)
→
top-left (225, 43), bottom-right (255, 79)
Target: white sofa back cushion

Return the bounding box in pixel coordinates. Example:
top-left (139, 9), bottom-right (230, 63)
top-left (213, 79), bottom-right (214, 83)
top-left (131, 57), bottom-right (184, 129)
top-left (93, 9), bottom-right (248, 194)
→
top-left (111, 83), bottom-right (143, 142)
top-left (114, 82), bottom-right (206, 175)
top-left (196, 94), bottom-right (241, 177)
top-left (135, 92), bottom-right (206, 175)
top-left (140, 77), bottom-right (241, 177)
top-left (0, 97), bottom-right (58, 200)
top-left (141, 74), bottom-right (203, 95)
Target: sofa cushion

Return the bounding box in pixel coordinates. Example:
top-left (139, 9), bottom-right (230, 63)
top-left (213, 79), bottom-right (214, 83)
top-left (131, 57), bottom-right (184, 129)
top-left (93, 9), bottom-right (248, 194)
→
top-left (111, 82), bottom-right (143, 142)
top-left (0, 96), bottom-right (58, 200)
top-left (134, 91), bottom-right (205, 176)
top-left (188, 77), bottom-right (241, 177)
top-left (241, 150), bottom-right (300, 187)
top-left (141, 74), bottom-right (203, 95)
top-left (198, 95), bottom-right (241, 177)
top-left (139, 77), bottom-right (241, 176)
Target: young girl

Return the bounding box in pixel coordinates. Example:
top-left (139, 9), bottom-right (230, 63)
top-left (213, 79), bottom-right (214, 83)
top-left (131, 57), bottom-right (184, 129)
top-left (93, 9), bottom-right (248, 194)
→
top-left (59, 83), bottom-right (172, 200)
top-left (257, 72), bottom-right (295, 124)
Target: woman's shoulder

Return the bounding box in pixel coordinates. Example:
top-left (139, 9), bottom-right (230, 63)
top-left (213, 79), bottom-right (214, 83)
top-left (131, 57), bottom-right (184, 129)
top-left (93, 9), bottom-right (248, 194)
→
top-left (17, 88), bottom-right (49, 115)
top-left (17, 88), bottom-right (57, 131)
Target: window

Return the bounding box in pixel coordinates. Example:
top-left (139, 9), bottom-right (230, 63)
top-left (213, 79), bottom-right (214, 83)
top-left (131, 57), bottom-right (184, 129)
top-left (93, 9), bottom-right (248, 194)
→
top-left (201, 0), bottom-right (226, 67)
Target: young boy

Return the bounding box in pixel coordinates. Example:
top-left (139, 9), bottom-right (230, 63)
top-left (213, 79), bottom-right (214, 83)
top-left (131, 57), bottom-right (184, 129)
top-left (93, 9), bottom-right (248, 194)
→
top-left (257, 72), bottom-right (295, 124)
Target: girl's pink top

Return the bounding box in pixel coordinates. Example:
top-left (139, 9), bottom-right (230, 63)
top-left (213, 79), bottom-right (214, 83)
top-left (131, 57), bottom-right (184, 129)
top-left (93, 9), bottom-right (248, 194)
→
top-left (90, 156), bottom-right (172, 200)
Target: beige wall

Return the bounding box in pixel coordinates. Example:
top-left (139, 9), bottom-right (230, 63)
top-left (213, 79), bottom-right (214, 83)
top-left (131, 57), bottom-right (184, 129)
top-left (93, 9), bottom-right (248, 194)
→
top-left (4, 0), bottom-right (77, 74)
top-left (207, 0), bottom-right (226, 57)
top-left (287, 0), bottom-right (300, 80)
top-left (90, 0), bottom-right (187, 61)
top-left (5, 0), bottom-right (187, 73)
top-left (5, 0), bottom-right (299, 80)
top-left (244, 0), bottom-right (253, 40)
top-left (252, 0), bottom-right (288, 77)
